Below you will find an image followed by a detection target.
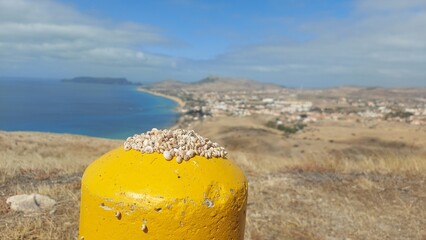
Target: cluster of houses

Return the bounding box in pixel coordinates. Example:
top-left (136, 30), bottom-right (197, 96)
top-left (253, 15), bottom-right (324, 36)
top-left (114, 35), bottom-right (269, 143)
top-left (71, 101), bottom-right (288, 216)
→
top-left (168, 88), bottom-right (426, 127)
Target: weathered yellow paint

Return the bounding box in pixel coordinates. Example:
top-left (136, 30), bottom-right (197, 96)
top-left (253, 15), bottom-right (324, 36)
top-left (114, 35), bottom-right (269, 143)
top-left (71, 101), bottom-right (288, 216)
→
top-left (79, 147), bottom-right (247, 240)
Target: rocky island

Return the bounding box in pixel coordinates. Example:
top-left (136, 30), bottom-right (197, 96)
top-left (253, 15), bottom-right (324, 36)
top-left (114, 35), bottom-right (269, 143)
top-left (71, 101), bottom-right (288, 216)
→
top-left (61, 76), bottom-right (133, 85)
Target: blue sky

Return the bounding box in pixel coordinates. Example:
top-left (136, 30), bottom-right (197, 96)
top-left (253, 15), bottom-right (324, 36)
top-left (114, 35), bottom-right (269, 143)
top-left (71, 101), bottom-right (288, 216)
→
top-left (1, 0), bottom-right (426, 87)
top-left (57, 0), bottom-right (351, 59)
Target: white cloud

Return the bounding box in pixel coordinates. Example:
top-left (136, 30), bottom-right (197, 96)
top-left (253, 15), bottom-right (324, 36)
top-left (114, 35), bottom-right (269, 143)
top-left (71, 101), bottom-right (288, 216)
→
top-left (0, 0), bottom-right (86, 24)
top-left (0, 0), bottom-right (176, 79)
top-left (189, 1), bottom-right (426, 87)
top-left (357, 0), bottom-right (426, 11)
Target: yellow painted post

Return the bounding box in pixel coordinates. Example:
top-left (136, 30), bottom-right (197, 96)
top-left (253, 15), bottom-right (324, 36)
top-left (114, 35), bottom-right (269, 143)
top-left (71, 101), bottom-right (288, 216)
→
top-left (79, 142), bottom-right (247, 239)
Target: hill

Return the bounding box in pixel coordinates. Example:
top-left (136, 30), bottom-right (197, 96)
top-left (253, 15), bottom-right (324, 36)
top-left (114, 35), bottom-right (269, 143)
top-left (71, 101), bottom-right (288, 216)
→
top-left (191, 76), bottom-right (283, 91)
top-left (1, 117), bottom-right (426, 239)
top-left (146, 76), bottom-right (284, 92)
top-left (146, 79), bottom-right (187, 89)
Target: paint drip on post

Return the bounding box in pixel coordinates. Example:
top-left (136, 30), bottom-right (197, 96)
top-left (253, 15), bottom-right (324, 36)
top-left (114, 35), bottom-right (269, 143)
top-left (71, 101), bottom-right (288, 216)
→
top-left (78, 128), bottom-right (248, 239)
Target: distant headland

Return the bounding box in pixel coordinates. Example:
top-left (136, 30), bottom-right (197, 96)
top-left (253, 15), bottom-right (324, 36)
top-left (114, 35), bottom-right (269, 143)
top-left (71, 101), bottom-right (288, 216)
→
top-left (61, 76), bottom-right (134, 85)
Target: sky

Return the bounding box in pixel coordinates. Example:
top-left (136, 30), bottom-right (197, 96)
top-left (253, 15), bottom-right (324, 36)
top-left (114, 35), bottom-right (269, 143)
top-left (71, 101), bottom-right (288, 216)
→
top-left (0, 0), bottom-right (426, 87)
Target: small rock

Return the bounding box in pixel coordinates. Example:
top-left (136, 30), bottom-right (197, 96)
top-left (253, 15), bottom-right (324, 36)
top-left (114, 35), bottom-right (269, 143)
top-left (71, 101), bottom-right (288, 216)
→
top-left (6, 194), bottom-right (56, 213)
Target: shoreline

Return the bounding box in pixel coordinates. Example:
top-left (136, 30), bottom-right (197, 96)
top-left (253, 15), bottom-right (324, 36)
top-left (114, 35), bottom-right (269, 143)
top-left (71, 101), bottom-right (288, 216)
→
top-left (136, 87), bottom-right (187, 129)
top-left (136, 87), bottom-right (185, 110)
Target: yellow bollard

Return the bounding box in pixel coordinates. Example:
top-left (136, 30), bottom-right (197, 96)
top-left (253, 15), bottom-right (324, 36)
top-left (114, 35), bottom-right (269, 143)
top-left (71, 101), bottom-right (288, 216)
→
top-left (79, 139), bottom-right (247, 239)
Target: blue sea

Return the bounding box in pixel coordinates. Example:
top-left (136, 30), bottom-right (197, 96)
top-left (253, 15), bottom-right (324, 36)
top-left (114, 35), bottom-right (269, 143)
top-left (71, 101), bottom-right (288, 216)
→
top-left (0, 79), bottom-right (179, 139)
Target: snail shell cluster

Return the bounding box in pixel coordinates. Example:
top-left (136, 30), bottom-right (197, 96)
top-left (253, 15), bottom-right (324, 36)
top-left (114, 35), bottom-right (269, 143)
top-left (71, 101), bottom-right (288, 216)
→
top-left (124, 128), bottom-right (227, 163)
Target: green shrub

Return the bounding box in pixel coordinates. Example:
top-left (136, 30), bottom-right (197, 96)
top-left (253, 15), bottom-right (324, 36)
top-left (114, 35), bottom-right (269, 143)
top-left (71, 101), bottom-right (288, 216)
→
top-left (384, 111), bottom-right (413, 120)
top-left (266, 121), bottom-right (306, 135)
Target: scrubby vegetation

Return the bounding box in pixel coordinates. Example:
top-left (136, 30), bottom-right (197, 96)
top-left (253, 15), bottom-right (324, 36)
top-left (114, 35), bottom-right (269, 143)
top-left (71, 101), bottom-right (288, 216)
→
top-left (384, 110), bottom-right (414, 120)
top-left (266, 120), bottom-right (306, 134)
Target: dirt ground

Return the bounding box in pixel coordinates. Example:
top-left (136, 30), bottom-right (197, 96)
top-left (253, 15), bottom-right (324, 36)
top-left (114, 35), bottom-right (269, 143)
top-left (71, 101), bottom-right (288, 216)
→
top-left (1, 117), bottom-right (426, 239)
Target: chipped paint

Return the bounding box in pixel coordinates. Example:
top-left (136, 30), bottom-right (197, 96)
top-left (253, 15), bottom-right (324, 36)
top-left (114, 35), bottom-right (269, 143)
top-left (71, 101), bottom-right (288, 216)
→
top-left (203, 199), bottom-right (214, 208)
top-left (99, 203), bottom-right (112, 211)
top-left (115, 211), bottom-right (121, 220)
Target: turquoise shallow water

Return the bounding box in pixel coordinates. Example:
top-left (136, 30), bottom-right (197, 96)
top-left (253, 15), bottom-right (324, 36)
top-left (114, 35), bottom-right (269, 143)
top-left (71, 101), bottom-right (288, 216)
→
top-left (0, 79), bottom-right (179, 139)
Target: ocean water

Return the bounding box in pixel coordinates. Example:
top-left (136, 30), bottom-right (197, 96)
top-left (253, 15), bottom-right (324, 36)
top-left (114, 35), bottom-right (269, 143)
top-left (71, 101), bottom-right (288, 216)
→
top-left (0, 79), bottom-right (179, 139)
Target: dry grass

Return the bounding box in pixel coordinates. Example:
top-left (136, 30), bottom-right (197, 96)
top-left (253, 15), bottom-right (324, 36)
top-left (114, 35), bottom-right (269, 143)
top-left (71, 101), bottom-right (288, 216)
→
top-left (0, 131), bottom-right (120, 240)
top-left (192, 116), bottom-right (426, 239)
top-left (245, 171), bottom-right (426, 240)
top-left (1, 117), bottom-right (426, 239)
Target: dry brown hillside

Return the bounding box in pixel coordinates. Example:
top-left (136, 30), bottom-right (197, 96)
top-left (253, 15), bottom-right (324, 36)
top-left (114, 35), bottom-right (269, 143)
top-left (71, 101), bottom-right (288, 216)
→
top-left (1, 118), bottom-right (426, 239)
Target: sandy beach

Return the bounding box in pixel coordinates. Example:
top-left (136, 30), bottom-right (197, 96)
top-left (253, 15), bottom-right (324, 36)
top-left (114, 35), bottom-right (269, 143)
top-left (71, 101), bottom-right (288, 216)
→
top-left (137, 87), bottom-right (185, 110)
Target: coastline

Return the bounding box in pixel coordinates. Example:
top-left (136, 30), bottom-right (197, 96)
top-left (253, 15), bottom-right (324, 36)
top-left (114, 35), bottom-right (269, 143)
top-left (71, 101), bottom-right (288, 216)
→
top-left (136, 87), bottom-right (185, 110)
top-left (136, 86), bottom-right (187, 129)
